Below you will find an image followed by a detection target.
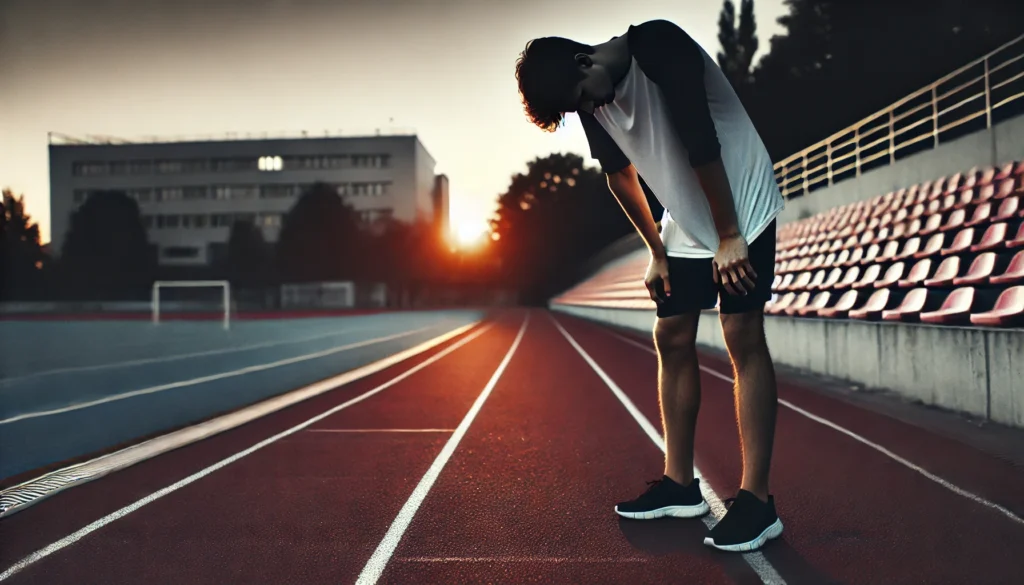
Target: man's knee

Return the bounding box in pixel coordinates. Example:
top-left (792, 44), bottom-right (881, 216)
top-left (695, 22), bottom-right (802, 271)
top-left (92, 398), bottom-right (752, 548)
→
top-left (654, 313), bottom-right (699, 357)
top-left (720, 310), bottom-right (769, 362)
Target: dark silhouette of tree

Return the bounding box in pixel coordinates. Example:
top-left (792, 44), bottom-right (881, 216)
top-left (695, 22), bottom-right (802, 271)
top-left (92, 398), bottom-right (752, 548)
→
top-left (275, 182), bottom-right (363, 283)
top-left (59, 190), bottom-right (155, 300)
top-left (489, 153), bottom-right (639, 304)
top-left (1, 189), bottom-right (47, 299)
top-left (742, 0), bottom-right (1024, 160)
top-left (225, 219), bottom-right (270, 288)
top-left (718, 0), bottom-right (758, 89)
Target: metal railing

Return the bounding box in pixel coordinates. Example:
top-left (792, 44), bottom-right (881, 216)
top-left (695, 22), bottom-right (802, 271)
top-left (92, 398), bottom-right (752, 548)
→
top-left (773, 33), bottom-right (1024, 198)
top-left (48, 127), bottom-right (418, 146)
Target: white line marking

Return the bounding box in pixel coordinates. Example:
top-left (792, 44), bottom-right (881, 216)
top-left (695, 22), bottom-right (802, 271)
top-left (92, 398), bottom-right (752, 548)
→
top-left (355, 315), bottom-right (530, 585)
top-left (308, 429), bottom-right (455, 433)
top-left (551, 316), bottom-right (787, 585)
top-left (605, 329), bottom-right (1024, 528)
top-left (397, 556), bottom-right (648, 563)
top-left (0, 326), bottom-right (434, 425)
top-left (0, 322), bottom-right (496, 582)
top-left (0, 326), bottom-right (374, 386)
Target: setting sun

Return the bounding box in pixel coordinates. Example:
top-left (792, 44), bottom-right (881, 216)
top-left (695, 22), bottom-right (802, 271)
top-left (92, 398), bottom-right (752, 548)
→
top-left (452, 217), bottom-right (490, 248)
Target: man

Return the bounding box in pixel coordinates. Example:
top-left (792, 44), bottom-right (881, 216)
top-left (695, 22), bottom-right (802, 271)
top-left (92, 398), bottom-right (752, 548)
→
top-left (514, 19), bottom-right (785, 552)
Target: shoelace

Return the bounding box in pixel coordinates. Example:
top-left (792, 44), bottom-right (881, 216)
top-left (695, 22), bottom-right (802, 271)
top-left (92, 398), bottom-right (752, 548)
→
top-left (642, 478), bottom-right (664, 494)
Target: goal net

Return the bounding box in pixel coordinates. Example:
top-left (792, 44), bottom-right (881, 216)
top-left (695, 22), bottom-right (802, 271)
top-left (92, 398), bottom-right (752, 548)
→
top-left (151, 280), bottom-right (232, 329)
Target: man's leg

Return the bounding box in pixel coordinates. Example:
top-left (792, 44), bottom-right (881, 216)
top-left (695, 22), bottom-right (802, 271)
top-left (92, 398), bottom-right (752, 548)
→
top-left (653, 311), bottom-right (702, 487)
top-left (719, 309), bottom-right (777, 502)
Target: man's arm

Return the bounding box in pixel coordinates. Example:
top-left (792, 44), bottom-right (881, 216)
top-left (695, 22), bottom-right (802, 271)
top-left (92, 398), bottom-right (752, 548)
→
top-left (607, 165), bottom-right (672, 301)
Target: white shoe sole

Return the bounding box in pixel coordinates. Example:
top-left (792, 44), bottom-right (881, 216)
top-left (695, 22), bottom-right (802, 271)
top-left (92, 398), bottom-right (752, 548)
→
top-left (703, 518), bottom-right (784, 552)
top-left (614, 501), bottom-right (710, 519)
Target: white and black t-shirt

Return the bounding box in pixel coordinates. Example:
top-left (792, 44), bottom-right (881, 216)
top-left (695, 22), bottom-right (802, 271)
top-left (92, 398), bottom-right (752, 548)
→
top-left (579, 19), bottom-right (784, 258)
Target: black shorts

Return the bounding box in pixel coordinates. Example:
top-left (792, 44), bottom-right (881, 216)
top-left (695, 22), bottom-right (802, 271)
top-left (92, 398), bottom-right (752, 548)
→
top-left (655, 219), bottom-right (777, 318)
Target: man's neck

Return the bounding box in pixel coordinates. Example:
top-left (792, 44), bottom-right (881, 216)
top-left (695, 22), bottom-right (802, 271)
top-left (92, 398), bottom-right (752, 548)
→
top-left (592, 34), bottom-right (632, 87)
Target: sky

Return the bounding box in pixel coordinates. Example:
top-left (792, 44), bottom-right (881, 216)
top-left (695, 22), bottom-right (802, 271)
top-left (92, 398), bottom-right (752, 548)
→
top-left (0, 0), bottom-right (787, 244)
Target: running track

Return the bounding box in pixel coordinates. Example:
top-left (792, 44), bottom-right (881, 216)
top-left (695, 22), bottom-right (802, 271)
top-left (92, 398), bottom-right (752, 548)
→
top-left (1, 309), bottom-right (1023, 584)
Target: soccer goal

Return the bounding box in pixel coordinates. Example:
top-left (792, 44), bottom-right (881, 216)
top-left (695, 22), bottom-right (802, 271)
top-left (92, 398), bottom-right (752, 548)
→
top-left (152, 280), bottom-right (231, 330)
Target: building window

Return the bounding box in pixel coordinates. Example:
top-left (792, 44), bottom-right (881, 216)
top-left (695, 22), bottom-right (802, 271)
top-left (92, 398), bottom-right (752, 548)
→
top-left (183, 186), bottom-right (207, 200)
top-left (162, 246), bottom-right (200, 259)
top-left (110, 161), bottom-right (131, 175)
top-left (258, 156), bottom-right (283, 171)
top-left (182, 159), bottom-right (209, 172)
top-left (262, 184), bottom-right (297, 198)
top-left (164, 215), bottom-right (180, 228)
top-left (212, 214), bottom-right (233, 227)
top-left (72, 162), bottom-right (108, 176)
top-left (258, 213), bottom-right (282, 227)
top-left (157, 188), bottom-right (184, 202)
top-left (130, 160), bottom-right (153, 174)
top-left (212, 158), bottom-right (258, 172)
top-left (156, 160), bottom-right (184, 174)
top-left (193, 214), bottom-right (208, 228)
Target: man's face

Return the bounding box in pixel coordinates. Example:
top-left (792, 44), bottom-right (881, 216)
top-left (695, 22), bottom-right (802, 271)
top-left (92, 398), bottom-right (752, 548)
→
top-left (569, 55), bottom-right (615, 115)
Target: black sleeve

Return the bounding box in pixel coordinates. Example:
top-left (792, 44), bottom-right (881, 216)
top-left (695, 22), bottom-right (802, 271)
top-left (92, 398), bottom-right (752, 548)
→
top-left (629, 19), bottom-right (722, 168)
top-left (578, 112), bottom-right (631, 175)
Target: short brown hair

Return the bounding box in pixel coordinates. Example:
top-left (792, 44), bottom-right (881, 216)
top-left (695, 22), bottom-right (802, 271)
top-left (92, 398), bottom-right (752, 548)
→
top-left (515, 37), bottom-right (594, 132)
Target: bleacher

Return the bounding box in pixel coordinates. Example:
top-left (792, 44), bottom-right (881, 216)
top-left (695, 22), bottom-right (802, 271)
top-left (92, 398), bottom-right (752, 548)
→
top-left (552, 161), bottom-right (1024, 328)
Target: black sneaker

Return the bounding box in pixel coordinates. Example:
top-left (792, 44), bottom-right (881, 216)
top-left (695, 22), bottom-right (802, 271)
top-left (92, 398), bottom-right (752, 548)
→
top-left (614, 475), bottom-right (710, 519)
top-left (704, 489), bottom-right (783, 552)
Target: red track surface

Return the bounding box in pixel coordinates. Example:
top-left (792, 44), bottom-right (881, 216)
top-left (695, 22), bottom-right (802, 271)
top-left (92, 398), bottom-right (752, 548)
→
top-left (2, 309), bottom-right (1023, 584)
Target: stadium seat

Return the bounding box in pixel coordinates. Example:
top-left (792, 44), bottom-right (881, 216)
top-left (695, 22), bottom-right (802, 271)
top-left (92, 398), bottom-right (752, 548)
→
top-left (889, 222), bottom-right (908, 241)
top-left (939, 194), bottom-right (957, 213)
top-left (852, 264), bottom-right (883, 289)
top-left (908, 203), bottom-right (926, 220)
top-left (845, 247), bottom-right (865, 266)
top-left (920, 287), bottom-right (976, 325)
top-left (977, 166), bottom-right (997, 187)
top-left (941, 228), bottom-right (975, 256)
top-left (970, 223), bottom-right (1007, 253)
top-left (925, 256), bottom-right (961, 288)
top-left (882, 288), bottom-right (931, 322)
top-left (823, 252), bottom-right (838, 267)
top-left (876, 240), bottom-right (901, 263)
top-left (834, 266), bottom-right (862, 290)
top-left (860, 243), bottom-right (881, 265)
top-left (817, 290), bottom-right (860, 319)
top-left (964, 202), bottom-right (992, 227)
top-left (784, 291), bottom-right (813, 315)
top-left (767, 292), bottom-right (797, 315)
top-left (939, 208), bottom-right (966, 232)
top-left (790, 272), bottom-right (813, 291)
top-left (798, 291), bottom-right (833, 316)
top-left (970, 287), bottom-right (1024, 327)
top-left (849, 289), bottom-right (892, 320)
top-left (990, 251), bottom-right (1024, 286)
top-left (875, 262), bottom-right (906, 288)
top-left (777, 273), bottom-right (795, 291)
top-left (1006, 223), bottom-right (1024, 248)
top-left (893, 207), bottom-right (909, 224)
top-left (952, 253), bottom-right (997, 286)
top-left (834, 249), bottom-right (852, 265)
top-left (919, 213), bottom-right (943, 236)
top-left (898, 259), bottom-right (933, 288)
top-left (993, 177), bottom-right (1016, 199)
top-left (991, 196), bottom-right (1019, 222)
top-left (821, 267), bottom-right (844, 290)
top-left (808, 269), bottom-right (828, 290)
top-left (771, 274), bottom-right (783, 291)
top-left (914, 233), bottom-right (944, 259)
top-left (809, 254), bottom-right (827, 270)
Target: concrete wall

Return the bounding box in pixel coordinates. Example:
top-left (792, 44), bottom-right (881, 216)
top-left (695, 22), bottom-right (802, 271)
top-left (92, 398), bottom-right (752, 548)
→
top-left (551, 303), bottom-right (1024, 429)
top-left (778, 113), bottom-right (1024, 224)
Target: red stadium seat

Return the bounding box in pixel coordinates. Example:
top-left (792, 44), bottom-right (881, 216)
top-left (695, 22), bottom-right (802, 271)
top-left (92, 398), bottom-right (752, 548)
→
top-left (970, 223), bottom-right (1008, 253)
top-left (904, 218), bottom-right (924, 239)
top-left (893, 207), bottom-right (909, 224)
top-left (875, 262), bottom-right (906, 288)
top-left (771, 274), bottom-right (783, 291)
top-left (994, 177), bottom-right (1016, 200)
top-left (994, 162), bottom-right (1014, 182)
top-left (990, 251), bottom-right (1024, 286)
top-left (876, 240), bottom-right (901, 263)
top-left (845, 247), bottom-right (865, 266)
top-left (784, 291), bottom-right (813, 315)
top-left (842, 235), bottom-right (859, 250)
top-left (941, 228), bottom-right (975, 256)
top-left (919, 213), bottom-right (943, 236)
top-left (777, 273), bottom-right (795, 291)
top-left (977, 166), bottom-right (997, 187)
top-left (920, 287), bottom-right (976, 325)
top-left (964, 202), bottom-right (992, 227)
top-left (808, 270), bottom-right (828, 290)
top-left (860, 243), bottom-right (881, 265)
top-left (853, 264), bottom-right (883, 289)
top-left (821, 267), bottom-right (844, 290)
top-left (858, 230), bottom-right (876, 247)
top-left (874, 226), bottom-right (891, 242)
top-left (925, 256), bottom-right (961, 288)
top-left (767, 292), bottom-right (797, 315)
top-left (834, 266), bottom-right (862, 290)
top-left (1006, 223), bottom-right (1024, 249)
top-left (898, 259), bottom-right (933, 288)
top-left (818, 289), bottom-right (860, 318)
top-left (970, 287), bottom-right (1024, 327)
top-left (939, 208), bottom-right (966, 232)
top-left (849, 289), bottom-right (892, 320)
top-left (834, 249), bottom-right (851, 266)
top-left (882, 288), bottom-right (931, 322)
top-left (991, 196), bottom-right (1019, 222)
top-left (889, 222), bottom-right (908, 241)
top-left (809, 254), bottom-right (827, 270)
top-left (952, 253), bottom-right (997, 286)
top-left (790, 272), bottom-right (813, 291)
top-left (822, 252), bottom-right (838, 267)
top-left (798, 291), bottom-right (833, 316)
top-left (939, 194), bottom-right (957, 213)
top-left (908, 203), bottom-right (926, 220)
top-left (914, 233), bottom-right (944, 259)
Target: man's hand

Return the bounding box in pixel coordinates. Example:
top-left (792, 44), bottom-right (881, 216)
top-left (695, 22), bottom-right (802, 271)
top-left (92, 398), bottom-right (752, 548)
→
top-left (645, 254), bottom-right (671, 303)
top-left (713, 234), bottom-right (757, 297)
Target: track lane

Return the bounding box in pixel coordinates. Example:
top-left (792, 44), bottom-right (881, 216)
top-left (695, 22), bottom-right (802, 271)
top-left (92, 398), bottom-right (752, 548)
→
top-left (376, 310), bottom-right (762, 585)
top-left (554, 313), bottom-right (1024, 585)
top-left (0, 314), bottom-right (515, 583)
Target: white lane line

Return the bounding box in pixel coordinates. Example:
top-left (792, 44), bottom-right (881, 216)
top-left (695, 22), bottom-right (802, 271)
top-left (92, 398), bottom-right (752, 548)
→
top-left (308, 429), bottom-right (455, 433)
top-left (0, 322), bottom-right (497, 582)
top-left (0, 326), bottom-right (374, 386)
top-left (397, 556), bottom-right (648, 563)
top-left (355, 315), bottom-right (530, 585)
top-left (0, 325), bottom-right (434, 425)
top-left (551, 316), bottom-right (787, 585)
top-left (606, 329), bottom-right (1024, 528)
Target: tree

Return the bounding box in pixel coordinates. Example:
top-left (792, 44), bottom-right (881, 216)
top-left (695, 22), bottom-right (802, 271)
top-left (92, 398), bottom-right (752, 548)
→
top-left (717, 0), bottom-right (759, 89)
top-left (489, 152), bottom-right (639, 303)
top-left (275, 182), bottom-right (363, 283)
top-left (225, 219), bottom-right (270, 288)
top-left (59, 190), bottom-right (155, 299)
top-left (0, 189), bottom-right (47, 299)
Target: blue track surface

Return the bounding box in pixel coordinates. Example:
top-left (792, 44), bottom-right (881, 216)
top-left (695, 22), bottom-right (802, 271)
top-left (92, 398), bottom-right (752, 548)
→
top-left (0, 310), bottom-right (484, 480)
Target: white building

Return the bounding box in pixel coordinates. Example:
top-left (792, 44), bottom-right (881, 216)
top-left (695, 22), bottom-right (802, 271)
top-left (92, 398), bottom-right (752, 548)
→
top-left (48, 130), bottom-right (449, 266)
